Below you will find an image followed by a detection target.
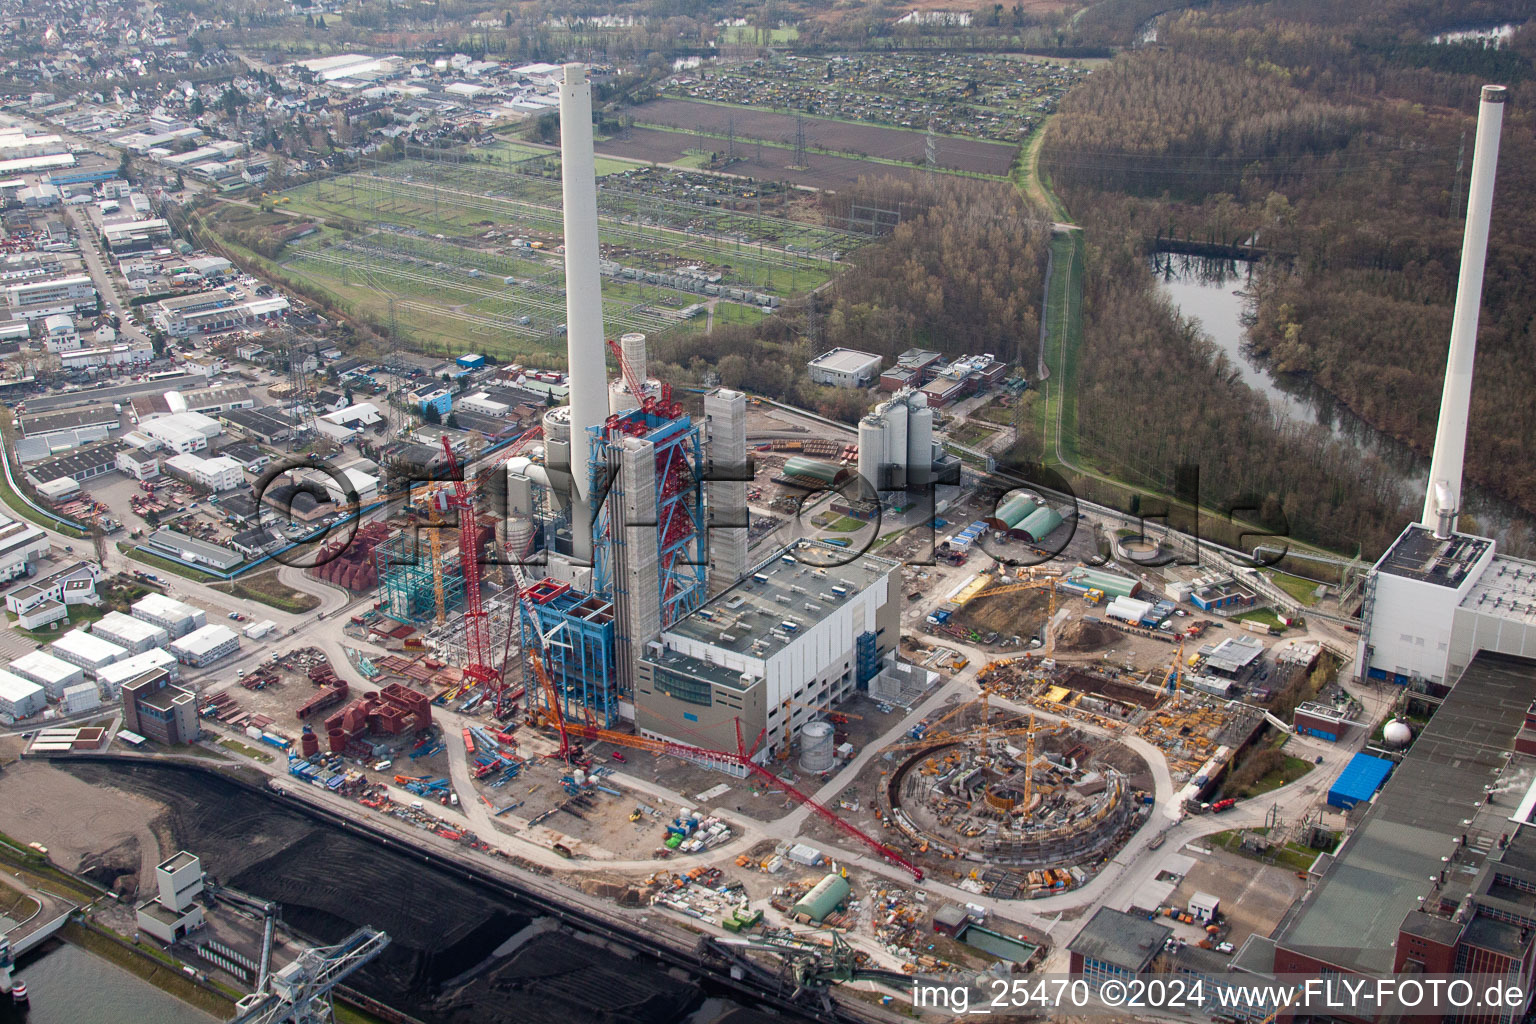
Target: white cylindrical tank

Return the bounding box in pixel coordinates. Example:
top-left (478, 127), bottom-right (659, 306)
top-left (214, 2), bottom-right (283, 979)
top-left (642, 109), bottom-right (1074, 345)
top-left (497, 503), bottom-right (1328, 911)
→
top-left (504, 515), bottom-right (536, 560)
top-left (884, 398), bottom-right (907, 490)
top-left (858, 415), bottom-right (886, 496)
top-left (907, 404), bottom-right (934, 487)
top-left (1383, 719), bottom-right (1413, 747)
top-left (620, 332), bottom-right (648, 386)
top-left (799, 721), bottom-right (836, 773)
top-left (542, 405), bottom-right (572, 445)
top-left (609, 378), bottom-right (640, 414)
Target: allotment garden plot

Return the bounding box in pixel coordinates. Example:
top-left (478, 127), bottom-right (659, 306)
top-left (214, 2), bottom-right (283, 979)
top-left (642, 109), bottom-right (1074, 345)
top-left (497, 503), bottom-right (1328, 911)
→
top-left (664, 52), bottom-right (1091, 145)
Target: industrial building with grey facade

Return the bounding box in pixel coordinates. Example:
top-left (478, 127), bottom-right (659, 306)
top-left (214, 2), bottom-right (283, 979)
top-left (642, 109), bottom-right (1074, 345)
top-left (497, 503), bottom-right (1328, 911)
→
top-left (635, 541), bottom-right (900, 760)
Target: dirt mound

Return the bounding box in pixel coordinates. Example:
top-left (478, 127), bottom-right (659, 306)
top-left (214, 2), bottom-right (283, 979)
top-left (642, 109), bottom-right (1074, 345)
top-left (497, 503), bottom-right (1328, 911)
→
top-left (1057, 619), bottom-right (1122, 652)
top-left (957, 588), bottom-right (1050, 637)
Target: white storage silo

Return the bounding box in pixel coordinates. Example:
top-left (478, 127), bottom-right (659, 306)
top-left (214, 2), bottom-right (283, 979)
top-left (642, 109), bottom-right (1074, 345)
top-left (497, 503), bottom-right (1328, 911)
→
top-left (503, 515), bottom-right (536, 561)
top-left (907, 404), bottom-right (934, 488)
top-left (799, 721), bottom-right (836, 773)
top-left (620, 332), bottom-right (648, 384)
top-left (884, 398), bottom-right (908, 491)
top-left (858, 414), bottom-right (886, 496)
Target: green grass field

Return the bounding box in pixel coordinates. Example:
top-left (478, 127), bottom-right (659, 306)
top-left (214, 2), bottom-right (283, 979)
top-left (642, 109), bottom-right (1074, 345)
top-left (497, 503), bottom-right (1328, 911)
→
top-left (1233, 607), bottom-right (1287, 631)
top-left (719, 24), bottom-right (800, 43)
top-left (243, 163), bottom-right (833, 358)
top-left (1264, 569), bottom-right (1324, 606)
top-left (213, 569), bottom-right (321, 614)
top-left (8, 604), bottom-right (105, 642)
top-left (1240, 755), bottom-right (1314, 797)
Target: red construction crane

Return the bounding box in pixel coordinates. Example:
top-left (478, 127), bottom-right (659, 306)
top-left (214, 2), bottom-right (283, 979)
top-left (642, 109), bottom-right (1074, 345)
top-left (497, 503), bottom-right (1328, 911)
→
top-left (439, 435), bottom-right (504, 713)
top-left (734, 720), bottom-right (924, 882)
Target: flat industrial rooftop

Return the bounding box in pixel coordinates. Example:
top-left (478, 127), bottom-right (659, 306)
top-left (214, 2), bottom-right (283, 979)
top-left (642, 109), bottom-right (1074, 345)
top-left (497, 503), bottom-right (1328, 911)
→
top-left (667, 541), bottom-right (899, 659)
top-left (1377, 524), bottom-right (1489, 588)
top-left (1273, 651), bottom-right (1536, 973)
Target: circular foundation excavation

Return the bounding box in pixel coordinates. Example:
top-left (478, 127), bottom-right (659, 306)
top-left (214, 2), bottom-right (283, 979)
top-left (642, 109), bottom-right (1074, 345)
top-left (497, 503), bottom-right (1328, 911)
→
top-left (884, 719), bottom-right (1150, 876)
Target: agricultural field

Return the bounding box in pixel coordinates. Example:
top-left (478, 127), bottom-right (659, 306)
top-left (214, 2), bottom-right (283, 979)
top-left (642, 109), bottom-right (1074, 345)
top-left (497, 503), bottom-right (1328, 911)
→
top-left (621, 99), bottom-right (1018, 176)
top-left (596, 128), bottom-right (947, 190)
top-left (261, 154), bottom-right (864, 359)
top-left (664, 52), bottom-right (1091, 145)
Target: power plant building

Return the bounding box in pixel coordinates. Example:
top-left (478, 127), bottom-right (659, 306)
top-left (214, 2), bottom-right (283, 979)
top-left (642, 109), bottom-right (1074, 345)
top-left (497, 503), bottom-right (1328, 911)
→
top-left (807, 348), bottom-right (883, 389)
top-left (121, 669), bottom-right (199, 746)
top-left (635, 541), bottom-right (900, 759)
top-left (1354, 87), bottom-right (1536, 688)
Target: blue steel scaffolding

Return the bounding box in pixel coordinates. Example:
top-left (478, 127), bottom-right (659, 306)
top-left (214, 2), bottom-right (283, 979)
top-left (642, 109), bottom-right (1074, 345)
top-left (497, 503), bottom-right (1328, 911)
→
top-left (520, 582), bottom-right (619, 726)
top-left (515, 406), bottom-right (707, 729)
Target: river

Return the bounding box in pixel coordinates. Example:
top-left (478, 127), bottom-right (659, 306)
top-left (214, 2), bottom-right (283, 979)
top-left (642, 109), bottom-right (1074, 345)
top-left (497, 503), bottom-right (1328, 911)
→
top-left (1149, 252), bottom-right (1527, 539)
top-left (0, 942), bottom-right (214, 1024)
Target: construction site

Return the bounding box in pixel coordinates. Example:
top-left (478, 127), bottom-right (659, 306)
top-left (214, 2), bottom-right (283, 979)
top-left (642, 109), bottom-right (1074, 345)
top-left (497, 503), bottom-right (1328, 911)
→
top-left (886, 713), bottom-right (1148, 871)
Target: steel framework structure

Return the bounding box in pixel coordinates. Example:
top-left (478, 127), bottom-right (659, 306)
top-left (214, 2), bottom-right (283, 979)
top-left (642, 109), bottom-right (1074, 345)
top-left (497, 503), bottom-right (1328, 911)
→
top-left (375, 531), bottom-right (466, 624)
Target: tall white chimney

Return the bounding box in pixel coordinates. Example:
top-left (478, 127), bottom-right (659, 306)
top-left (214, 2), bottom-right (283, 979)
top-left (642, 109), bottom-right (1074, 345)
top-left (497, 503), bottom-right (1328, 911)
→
top-left (558, 62), bottom-right (608, 561)
top-left (1423, 84), bottom-right (1506, 538)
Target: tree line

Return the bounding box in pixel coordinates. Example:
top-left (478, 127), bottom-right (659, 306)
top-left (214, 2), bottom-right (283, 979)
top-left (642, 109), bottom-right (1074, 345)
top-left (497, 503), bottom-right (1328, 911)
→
top-left (1042, 2), bottom-right (1536, 550)
top-left (655, 177), bottom-right (1049, 422)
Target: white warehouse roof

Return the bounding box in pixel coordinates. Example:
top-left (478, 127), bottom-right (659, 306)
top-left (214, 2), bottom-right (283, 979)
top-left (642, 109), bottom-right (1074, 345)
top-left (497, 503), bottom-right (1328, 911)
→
top-left (51, 628), bottom-right (127, 666)
top-left (134, 592), bottom-right (202, 622)
top-left (0, 669), bottom-right (44, 703)
top-left (170, 623), bottom-right (237, 658)
top-left (91, 610), bottom-right (167, 646)
top-left (11, 649), bottom-right (81, 685)
top-left (96, 648), bottom-right (177, 688)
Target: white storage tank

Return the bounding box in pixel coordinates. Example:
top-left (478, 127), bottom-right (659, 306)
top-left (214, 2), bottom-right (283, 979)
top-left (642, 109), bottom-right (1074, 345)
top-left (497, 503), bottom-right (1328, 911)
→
top-left (884, 398), bottom-right (907, 490)
top-left (504, 516), bottom-right (536, 561)
top-left (858, 415), bottom-right (886, 496)
top-left (799, 721), bottom-right (836, 773)
top-left (907, 403), bottom-right (934, 487)
top-left (620, 332), bottom-right (648, 384)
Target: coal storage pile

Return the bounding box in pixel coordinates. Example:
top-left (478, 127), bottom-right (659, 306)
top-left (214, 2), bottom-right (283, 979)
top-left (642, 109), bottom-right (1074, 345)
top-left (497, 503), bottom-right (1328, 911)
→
top-left (431, 929), bottom-right (698, 1024)
top-left (61, 761), bottom-right (788, 1024)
